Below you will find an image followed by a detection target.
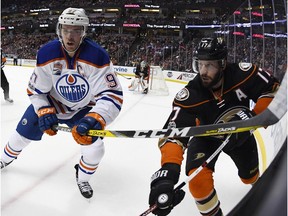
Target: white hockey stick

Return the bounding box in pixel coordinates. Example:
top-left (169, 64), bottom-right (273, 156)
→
top-left (139, 134), bottom-right (232, 216)
top-left (54, 73), bottom-right (287, 138)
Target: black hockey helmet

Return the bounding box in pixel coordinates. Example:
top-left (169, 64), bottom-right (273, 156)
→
top-left (194, 37), bottom-right (227, 60)
top-left (193, 37), bottom-right (227, 73)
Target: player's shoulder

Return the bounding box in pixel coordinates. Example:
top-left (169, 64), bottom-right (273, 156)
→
top-left (79, 38), bottom-right (110, 66)
top-left (224, 62), bottom-right (259, 83)
top-left (37, 39), bottom-right (63, 64)
top-left (38, 39), bottom-right (62, 55)
top-left (174, 75), bottom-right (206, 106)
top-left (82, 38), bottom-right (106, 53)
top-left (185, 74), bottom-right (203, 90)
top-left (227, 62), bottom-right (258, 76)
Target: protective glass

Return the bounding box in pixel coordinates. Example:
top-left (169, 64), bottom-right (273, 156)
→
top-left (61, 28), bottom-right (84, 36)
top-left (193, 59), bottom-right (223, 73)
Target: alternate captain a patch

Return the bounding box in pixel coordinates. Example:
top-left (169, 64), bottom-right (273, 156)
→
top-left (175, 88), bottom-right (189, 101)
top-left (56, 73), bottom-right (90, 102)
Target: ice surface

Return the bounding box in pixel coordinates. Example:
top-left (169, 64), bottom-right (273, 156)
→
top-left (1, 66), bottom-right (250, 216)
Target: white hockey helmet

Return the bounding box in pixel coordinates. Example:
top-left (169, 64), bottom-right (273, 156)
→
top-left (56, 8), bottom-right (89, 50)
top-left (58, 8), bottom-right (89, 27)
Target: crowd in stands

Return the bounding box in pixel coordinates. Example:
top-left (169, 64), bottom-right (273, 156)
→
top-left (2, 30), bottom-right (286, 81)
top-left (1, 0), bottom-right (286, 81)
top-left (1, 32), bottom-right (55, 60)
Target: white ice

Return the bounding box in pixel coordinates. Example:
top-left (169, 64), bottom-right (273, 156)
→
top-left (1, 65), bottom-right (251, 216)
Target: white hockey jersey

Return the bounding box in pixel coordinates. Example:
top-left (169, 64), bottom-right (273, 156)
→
top-left (27, 38), bottom-right (123, 125)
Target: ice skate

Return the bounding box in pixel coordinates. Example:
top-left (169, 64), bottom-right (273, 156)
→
top-left (74, 164), bottom-right (93, 199)
top-left (0, 160), bottom-right (12, 169)
top-left (5, 97), bottom-right (14, 103)
top-left (143, 88), bottom-right (148, 94)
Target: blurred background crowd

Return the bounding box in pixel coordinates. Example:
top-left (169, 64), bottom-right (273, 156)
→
top-left (1, 0), bottom-right (287, 80)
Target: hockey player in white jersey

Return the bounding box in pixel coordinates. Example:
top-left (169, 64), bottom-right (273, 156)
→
top-left (0, 8), bottom-right (123, 199)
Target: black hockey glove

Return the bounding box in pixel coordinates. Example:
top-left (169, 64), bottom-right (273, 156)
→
top-left (224, 108), bottom-right (255, 151)
top-left (149, 163), bottom-right (185, 216)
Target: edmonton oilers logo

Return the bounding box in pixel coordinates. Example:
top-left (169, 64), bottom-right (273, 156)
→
top-left (56, 74), bottom-right (89, 102)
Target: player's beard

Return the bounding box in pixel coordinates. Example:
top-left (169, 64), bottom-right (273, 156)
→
top-left (200, 70), bottom-right (223, 89)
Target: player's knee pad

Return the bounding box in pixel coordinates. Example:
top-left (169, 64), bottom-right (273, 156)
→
top-left (241, 170), bottom-right (259, 185)
top-left (2, 130), bottom-right (31, 162)
top-left (80, 138), bottom-right (105, 165)
top-left (188, 167), bottom-right (214, 198)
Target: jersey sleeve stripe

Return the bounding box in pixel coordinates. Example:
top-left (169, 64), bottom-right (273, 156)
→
top-left (96, 96), bottom-right (122, 111)
top-left (37, 57), bottom-right (65, 67)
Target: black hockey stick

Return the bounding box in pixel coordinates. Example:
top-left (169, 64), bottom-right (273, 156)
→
top-left (115, 72), bottom-right (132, 80)
top-left (139, 134), bottom-right (232, 216)
top-left (55, 73), bottom-right (287, 138)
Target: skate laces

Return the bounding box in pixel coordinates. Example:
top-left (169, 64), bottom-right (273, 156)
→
top-left (77, 181), bottom-right (92, 193)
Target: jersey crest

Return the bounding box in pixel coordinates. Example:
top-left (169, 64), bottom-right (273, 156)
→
top-left (214, 106), bottom-right (249, 124)
top-left (175, 88), bottom-right (189, 101)
top-left (239, 62), bottom-right (252, 71)
top-left (213, 106), bottom-right (250, 139)
top-left (56, 73), bottom-right (90, 103)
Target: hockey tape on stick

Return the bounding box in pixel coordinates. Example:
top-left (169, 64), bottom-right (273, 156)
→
top-left (139, 134), bottom-right (232, 216)
top-left (54, 73), bottom-right (287, 138)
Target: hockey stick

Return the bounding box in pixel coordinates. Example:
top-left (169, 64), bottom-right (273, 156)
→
top-left (139, 134), bottom-right (232, 216)
top-left (54, 73), bottom-right (287, 138)
top-left (115, 72), bottom-right (132, 80)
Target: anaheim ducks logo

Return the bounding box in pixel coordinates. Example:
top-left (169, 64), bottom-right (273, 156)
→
top-left (56, 74), bottom-right (89, 102)
top-left (213, 106), bottom-right (251, 139)
top-left (214, 106), bottom-right (250, 124)
top-left (192, 153), bottom-right (205, 161)
top-left (175, 88), bottom-right (189, 101)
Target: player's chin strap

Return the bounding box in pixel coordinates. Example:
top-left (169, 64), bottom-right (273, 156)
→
top-left (139, 133), bottom-right (232, 216)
